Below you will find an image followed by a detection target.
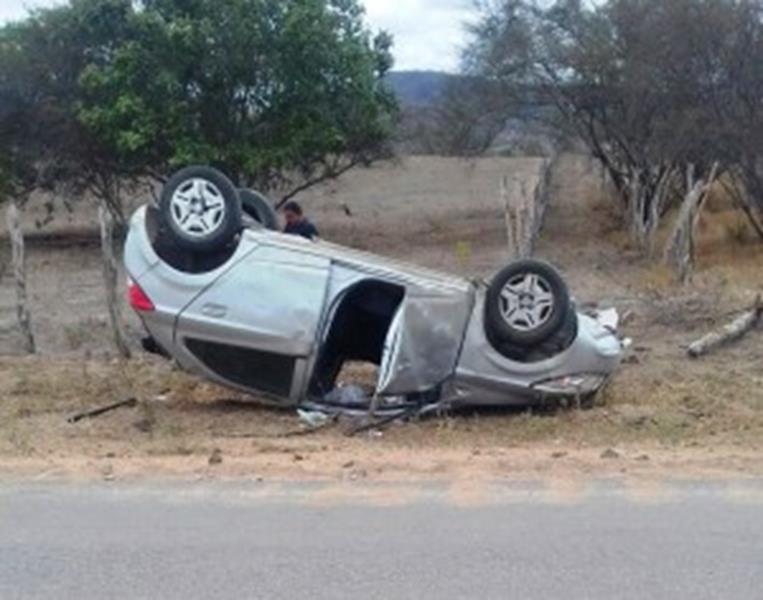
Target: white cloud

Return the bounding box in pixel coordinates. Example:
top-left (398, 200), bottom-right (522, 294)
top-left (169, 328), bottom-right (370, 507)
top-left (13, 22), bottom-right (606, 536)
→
top-left (362, 0), bottom-right (474, 72)
top-left (0, 0), bottom-right (473, 72)
top-left (0, 0), bottom-right (59, 22)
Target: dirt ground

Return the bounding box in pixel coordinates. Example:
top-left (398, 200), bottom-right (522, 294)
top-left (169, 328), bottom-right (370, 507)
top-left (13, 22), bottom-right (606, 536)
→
top-left (1, 154), bottom-right (762, 483)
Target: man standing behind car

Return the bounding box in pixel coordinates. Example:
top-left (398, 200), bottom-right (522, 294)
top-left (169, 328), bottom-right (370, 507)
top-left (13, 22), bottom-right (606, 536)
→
top-left (282, 201), bottom-right (319, 240)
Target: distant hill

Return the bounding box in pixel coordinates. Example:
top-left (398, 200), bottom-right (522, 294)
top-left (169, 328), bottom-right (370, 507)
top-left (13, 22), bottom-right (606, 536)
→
top-left (384, 71), bottom-right (457, 108)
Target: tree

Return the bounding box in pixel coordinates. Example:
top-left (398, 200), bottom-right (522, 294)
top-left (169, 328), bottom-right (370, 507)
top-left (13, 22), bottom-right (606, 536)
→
top-left (466, 0), bottom-right (762, 274)
top-left (1, 3), bottom-right (137, 357)
top-left (409, 75), bottom-right (513, 157)
top-left (1, 0), bottom-right (398, 356)
top-left (5, 0), bottom-right (397, 214)
top-left (75, 0), bottom-right (398, 205)
top-left (0, 142), bottom-right (36, 353)
top-left (0, 22), bottom-right (52, 354)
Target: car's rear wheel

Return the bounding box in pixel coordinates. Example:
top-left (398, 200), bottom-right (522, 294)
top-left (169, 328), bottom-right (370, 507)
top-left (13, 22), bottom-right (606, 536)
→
top-left (485, 259), bottom-right (571, 347)
top-left (159, 166), bottom-right (242, 252)
top-left (239, 189), bottom-right (279, 231)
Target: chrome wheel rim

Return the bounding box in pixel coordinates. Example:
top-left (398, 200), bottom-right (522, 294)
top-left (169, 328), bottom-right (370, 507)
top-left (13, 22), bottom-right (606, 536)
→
top-left (498, 272), bottom-right (555, 332)
top-left (169, 178), bottom-right (226, 238)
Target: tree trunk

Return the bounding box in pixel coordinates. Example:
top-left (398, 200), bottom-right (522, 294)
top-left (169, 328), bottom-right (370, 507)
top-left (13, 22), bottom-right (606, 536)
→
top-left (735, 192), bottom-right (763, 241)
top-left (5, 201), bottom-right (35, 354)
top-left (625, 165), bottom-right (676, 255)
top-left (665, 163), bottom-right (720, 284)
top-left (99, 204), bottom-right (131, 359)
top-left (720, 173), bottom-right (763, 241)
top-left (645, 167), bottom-right (677, 256)
top-left (627, 170), bottom-right (647, 244)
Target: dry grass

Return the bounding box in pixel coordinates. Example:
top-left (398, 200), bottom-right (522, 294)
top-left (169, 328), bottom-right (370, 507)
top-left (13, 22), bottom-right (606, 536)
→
top-left (1, 153), bottom-right (762, 481)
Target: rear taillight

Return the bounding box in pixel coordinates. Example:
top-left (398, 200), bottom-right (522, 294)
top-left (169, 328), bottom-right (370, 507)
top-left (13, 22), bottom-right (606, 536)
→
top-left (127, 277), bottom-right (155, 312)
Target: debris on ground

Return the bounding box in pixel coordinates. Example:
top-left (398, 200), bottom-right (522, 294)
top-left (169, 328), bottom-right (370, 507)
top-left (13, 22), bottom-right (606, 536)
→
top-left (67, 397), bottom-right (138, 424)
top-left (687, 295), bottom-right (762, 358)
top-left (323, 384), bottom-right (370, 408)
top-left (344, 403), bottom-right (421, 437)
top-left (208, 448), bottom-right (223, 466)
top-left (297, 409), bottom-right (332, 429)
top-left (596, 307), bottom-right (620, 331)
top-left (101, 464), bottom-right (115, 481)
top-left (221, 412), bottom-right (339, 440)
top-left (600, 448), bottom-right (621, 460)
top-left (132, 418), bottom-right (153, 433)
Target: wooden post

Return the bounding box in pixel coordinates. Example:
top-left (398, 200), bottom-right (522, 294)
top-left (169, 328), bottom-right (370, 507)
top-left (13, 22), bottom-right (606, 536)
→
top-left (5, 201), bottom-right (35, 354)
top-left (99, 204), bottom-right (131, 359)
top-left (517, 179), bottom-right (532, 258)
top-left (501, 159), bottom-right (556, 261)
top-left (501, 175), bottom-right (518, 258)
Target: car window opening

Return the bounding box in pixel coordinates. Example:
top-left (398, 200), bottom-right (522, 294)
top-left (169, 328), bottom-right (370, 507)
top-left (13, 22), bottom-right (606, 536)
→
top-left (310, 281), bottom-right (405, 403)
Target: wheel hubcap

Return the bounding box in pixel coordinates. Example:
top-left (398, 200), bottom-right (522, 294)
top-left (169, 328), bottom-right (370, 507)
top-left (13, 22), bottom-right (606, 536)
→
top-left (170, 178), bottom-right (226, 238)
top-left (498, 272), bottom-right (555, 332)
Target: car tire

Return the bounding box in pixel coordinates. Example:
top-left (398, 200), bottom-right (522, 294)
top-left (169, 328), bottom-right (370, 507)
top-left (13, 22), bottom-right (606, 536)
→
top-left (491, 305), bottom-right (578, 362)
top-left (530, 304), bottom-right (578, 356)
top-left (239, 189), bottom-right (279, 231)
top-left (159, 166), bottom-right (242, 252)
top-left (484, 259), bottom-right (570, 347)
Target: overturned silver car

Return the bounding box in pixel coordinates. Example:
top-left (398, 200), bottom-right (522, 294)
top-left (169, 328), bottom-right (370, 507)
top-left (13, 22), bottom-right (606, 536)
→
top-left (125, 166), bottom-right (623, 413)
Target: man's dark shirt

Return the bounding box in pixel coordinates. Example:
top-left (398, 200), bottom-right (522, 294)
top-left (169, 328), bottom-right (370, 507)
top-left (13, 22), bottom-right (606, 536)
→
top-left (284, 219), bottom-right (319, 240)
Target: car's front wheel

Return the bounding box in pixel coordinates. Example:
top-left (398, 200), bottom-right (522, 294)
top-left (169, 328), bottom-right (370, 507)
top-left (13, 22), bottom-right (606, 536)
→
top-left (159, 166), bottom-right (242, 252)
top-left (484, 259), bottom-right (571, 348)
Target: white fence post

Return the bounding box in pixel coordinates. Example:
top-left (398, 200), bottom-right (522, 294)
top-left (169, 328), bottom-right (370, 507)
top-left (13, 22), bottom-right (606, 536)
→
top-left (5, 201), bottom-right (35, 354)
top-left (99, 204), bottom-right (131, 359)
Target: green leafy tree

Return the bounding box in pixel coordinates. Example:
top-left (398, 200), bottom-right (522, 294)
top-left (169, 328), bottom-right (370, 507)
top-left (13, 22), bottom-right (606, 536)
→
top-left (1, 0), bottom-right (397, 356)
top-left (75, 0), bottom-right (398, 205)
top-left (0, 22), bottom-right (46, 353)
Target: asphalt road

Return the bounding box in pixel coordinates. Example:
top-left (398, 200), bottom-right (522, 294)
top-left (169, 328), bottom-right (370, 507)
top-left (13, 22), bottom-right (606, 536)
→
top-left (1, 481), bottom-right (762, 599)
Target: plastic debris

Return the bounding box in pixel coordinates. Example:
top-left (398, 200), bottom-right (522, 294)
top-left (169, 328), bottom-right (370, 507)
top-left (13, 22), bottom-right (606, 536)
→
top-left (595, 307), bottom-right (620, 331)
top-left (322, 384), bottom-right (369, 407)
top-left (297, 409), bottom-right (332, 428)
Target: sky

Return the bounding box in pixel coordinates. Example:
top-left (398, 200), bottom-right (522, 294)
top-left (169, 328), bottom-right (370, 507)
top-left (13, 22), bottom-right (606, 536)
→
top-left (0, 0), bottom-right (473, 72)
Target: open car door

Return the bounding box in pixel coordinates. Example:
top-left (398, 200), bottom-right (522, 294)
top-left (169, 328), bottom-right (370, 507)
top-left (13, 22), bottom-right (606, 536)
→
top-left (376, 292), bottom-right (473, 397)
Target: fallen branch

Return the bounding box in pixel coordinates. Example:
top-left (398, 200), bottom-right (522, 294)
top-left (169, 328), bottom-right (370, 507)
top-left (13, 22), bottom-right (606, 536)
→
top-left (687, 295), bottom-right (763, 358)
top-left (67, 398), bottom-right (138, 424)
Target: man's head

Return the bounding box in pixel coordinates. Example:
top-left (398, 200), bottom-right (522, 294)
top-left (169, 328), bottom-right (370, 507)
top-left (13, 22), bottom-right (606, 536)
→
top-left (282, 201), bottom-right (304, 227)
